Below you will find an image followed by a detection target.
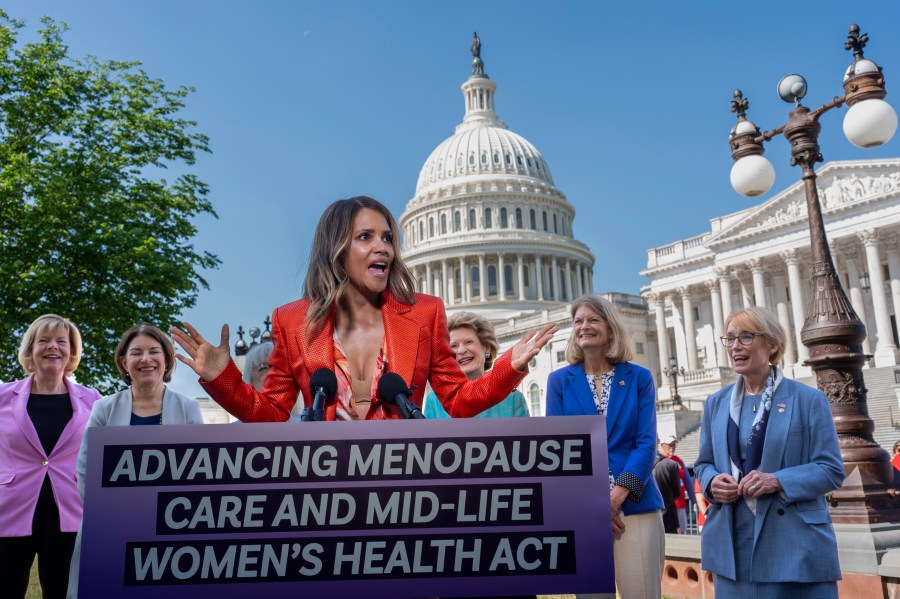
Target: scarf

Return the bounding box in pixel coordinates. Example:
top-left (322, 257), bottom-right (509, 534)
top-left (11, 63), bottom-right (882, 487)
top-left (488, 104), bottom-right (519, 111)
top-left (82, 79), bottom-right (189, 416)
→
top-left (726, 366), bottom-right (783, 514)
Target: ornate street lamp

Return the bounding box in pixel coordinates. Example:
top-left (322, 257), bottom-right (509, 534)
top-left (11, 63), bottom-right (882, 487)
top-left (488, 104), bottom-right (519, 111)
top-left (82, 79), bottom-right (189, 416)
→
top-left (663, 355), bottom-right (685, 407)
top-left (728, 24), bottom-right (899, 522)
top-left (234, 315), bottom-right (273, 357)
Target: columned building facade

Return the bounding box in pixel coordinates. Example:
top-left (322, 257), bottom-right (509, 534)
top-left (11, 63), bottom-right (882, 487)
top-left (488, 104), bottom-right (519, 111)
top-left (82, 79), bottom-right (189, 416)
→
top-left (642, 158), bottom-right (900, 401)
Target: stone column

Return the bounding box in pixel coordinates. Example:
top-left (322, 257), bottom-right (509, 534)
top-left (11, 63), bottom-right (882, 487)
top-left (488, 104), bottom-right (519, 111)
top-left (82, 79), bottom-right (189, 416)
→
top-left (587, 268), bottom-right (593, 293)
top-left (441, 259), bottom-right (449, 304)
top-left (748, 258), bottom-right (768, 309)
top-left (738, 271), bottom-right (753, 309)
top-left (782, 249), bottom-right (810, 361)
top-left (575, 263), bottom-right (584, 298)
top-left (517, 254), bottom-right (526, 301)
top-left (717, 268), bottom-right (734, 320)
top-left (649, 293), bottom-right (670, 392)
top-left (448, 267), bottom-right (456, 306)
top-left (678, 287), bottom-right (699, 371)
top-left (535, 255), bottom-right (544, 301)
top-left (859, 229), bottom-right (898, 365)
top-left (459, 257), bottom-right (469, 303)
top-left (478, 254), bottom-right (487, 302)
top-left (551, 256), bottom-right (559, 300)
top-left (841, 244), bottom-right (872, 357)
top-left (706, 280), bottom-right (727, 366)
top-left (498, 253), bottom-right (506, 301)
top-left (564, 259), bottom-right (573, 301)
top-left (771, 266), bottom-right (796, 365)
top-left (425, 262), bottom-right (434, 296)
top-left (885, 233), bottom-right (900, 345)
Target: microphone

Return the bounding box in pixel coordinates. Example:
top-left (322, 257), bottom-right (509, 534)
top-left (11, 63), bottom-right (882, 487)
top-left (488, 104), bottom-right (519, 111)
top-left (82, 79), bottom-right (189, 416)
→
top-left (300, 368), bottom-right (337, 422)
top-left (377, 372), bottom-right (425, 420)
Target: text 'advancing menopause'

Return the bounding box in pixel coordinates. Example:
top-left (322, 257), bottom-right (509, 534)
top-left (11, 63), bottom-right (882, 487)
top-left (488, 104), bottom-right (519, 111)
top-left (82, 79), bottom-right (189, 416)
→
top-left (102, 435), bottom-right (591, 486)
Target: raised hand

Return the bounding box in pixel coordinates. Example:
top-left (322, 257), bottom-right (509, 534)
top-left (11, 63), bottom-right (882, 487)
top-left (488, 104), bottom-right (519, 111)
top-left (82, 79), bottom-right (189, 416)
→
top-left (510, 323), bottom-right (558, 371)
top-left (170, 322), bottom-right (232, 382)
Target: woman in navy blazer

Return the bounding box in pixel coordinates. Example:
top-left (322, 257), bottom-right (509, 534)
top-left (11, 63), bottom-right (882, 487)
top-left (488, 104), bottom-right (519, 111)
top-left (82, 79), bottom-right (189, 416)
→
top-left (0, 315), bottom-right (100, 599)
top-left (546, 295), bottom-right (664, 599)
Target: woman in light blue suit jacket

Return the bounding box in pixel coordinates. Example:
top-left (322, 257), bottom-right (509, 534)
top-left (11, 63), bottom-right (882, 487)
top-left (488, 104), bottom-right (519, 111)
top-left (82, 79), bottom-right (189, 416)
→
top-left (546, 295), bottom-right (664, 599)
top-left (694, 307), bottom-right (843, 598)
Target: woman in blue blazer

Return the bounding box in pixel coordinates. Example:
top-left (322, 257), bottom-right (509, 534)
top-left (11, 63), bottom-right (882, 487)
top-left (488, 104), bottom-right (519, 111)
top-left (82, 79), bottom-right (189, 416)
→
top-left (693, 307), bottom-right (843, 598)
top-left (546, 294), bottom-right (664, 599)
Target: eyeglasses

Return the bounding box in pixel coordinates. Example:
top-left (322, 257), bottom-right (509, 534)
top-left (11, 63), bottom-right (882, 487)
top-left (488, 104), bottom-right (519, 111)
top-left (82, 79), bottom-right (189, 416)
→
top-left (720, 332), bottom-right (764, 347)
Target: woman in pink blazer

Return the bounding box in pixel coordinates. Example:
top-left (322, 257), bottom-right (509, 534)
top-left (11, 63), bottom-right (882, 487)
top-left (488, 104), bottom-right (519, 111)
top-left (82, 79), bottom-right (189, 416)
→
top-left (0, 315), bottom-right (100, 599)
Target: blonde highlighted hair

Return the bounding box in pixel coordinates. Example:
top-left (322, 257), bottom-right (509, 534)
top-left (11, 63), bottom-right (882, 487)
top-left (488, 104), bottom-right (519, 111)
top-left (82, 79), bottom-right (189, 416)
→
top-left (565, 294), bottom-right (634, 365)
top-left (304, 196), bottom-right (416, 335)
top-left (447, 311), bottom-right (499, 371)
top-left (725, 307), bottom-right (786, 365)
top-left (18, 314), bottom-right (83, 375)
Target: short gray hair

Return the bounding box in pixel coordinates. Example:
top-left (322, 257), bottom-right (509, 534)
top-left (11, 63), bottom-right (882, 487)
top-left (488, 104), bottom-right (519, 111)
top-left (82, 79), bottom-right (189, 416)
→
top-left (725, 307), bottom-right (786, 365)
top-left (242, 342), bottom-right (274, 385)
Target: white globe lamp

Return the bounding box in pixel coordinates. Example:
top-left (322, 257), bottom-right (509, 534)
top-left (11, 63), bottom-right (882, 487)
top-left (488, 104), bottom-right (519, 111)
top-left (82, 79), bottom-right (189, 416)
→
top-left (730, 154), bottom-right (775, 197)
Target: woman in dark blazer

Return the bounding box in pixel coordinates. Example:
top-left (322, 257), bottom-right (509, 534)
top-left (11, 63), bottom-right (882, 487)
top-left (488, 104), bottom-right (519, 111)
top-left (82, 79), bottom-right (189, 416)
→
top-left (546, 294), bottom-right (664, 599)
top-left (0, 314), bottom-right (100, 598)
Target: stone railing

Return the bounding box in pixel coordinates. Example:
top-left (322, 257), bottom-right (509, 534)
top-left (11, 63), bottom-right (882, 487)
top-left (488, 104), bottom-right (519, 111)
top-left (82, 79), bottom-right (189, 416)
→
top-left (682, 367), bottom-right (734, 384)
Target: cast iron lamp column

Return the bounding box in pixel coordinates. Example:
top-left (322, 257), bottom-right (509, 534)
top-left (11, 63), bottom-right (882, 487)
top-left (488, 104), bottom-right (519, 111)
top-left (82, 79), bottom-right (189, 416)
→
top-left (728, 24), bottom-right (899, 523)
top-left (663, 355), bottom-right (685, 408)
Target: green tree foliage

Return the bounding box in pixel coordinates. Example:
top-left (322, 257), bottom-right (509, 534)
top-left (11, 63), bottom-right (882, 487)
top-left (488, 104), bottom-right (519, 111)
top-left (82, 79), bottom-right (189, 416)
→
top-left (0, 11), bottom-right (219, 392)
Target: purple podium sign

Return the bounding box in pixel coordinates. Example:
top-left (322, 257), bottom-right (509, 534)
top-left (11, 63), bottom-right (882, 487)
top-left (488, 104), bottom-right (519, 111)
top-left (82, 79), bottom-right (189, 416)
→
top-left (79, 416), bottom-right (615, 598)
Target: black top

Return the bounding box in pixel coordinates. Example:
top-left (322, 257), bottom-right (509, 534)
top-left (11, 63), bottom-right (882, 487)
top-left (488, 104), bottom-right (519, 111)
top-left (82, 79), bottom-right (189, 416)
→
top-left (27, 393), bottom-right (73, 455)
top-left (130, 412), bottom-right (162, 426)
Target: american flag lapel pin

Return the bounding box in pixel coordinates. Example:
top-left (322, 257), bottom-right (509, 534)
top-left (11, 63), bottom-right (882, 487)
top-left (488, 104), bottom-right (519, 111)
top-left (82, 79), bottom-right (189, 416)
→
top-left (619, 381), bottom-right (625, 386)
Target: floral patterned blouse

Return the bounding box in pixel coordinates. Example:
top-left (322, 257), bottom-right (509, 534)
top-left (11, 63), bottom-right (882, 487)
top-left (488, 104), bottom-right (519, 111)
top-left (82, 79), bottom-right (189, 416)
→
top-left (586, 370), bottom-right (644, 502)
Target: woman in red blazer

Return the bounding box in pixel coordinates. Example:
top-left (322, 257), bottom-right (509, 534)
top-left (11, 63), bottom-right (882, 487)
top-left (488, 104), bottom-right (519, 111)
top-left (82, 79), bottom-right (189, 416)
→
top-left (173, 196), bottom-right (554, 422)
top-left (0, 314), bottom-right (100, 599)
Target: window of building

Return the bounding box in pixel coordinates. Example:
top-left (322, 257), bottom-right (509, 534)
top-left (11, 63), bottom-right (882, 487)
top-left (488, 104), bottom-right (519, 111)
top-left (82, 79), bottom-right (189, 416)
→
top-left (515, 207), bottom-right (523, 229)
top-left (529, 209), bottom-right (536, 230)
top-left (484, 207), bottom-right (492, 229)
top-left (454, 210), bottom-right (461, 232)
top-left (440, 214), bottom-right (447, 235)
top-left (493, 153), bottom-right (499, 164)
top-left (481, 153), bottom-right (487, 164)
top-left (488, 265), bottom-right (497, 296)
top-left (556, 350), bottom-right (565, 363)
top-left (469, 155), bottom-right (475, 165)
top-left (419, 221), bottom-right (424, 240)
top-left (635, 342), bottom-right (644, 355)
top-left (469, 209), bottom-right (477, 230)
top-left (500, 207), bottom-right (508, 228)
top-left (693, 307), bottom-right (700, 321)
top-left (516, 155), bottom-right (523, 166)
top-left (529, 384), bottom-right (541, 416)
top-left (429, 217), bottom-right (434, 237)
top-left (504, 265), bottom-right (514, 295)
top-left (542, 211), bottom-right (548, 232)
top-left (553, 214), bottom-right (558, 234)
top-left (471, 267), bottom-right (480, 296)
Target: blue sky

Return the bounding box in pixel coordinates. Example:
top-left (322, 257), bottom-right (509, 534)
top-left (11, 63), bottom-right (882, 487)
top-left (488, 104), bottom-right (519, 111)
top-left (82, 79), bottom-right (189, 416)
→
top-left (11, 1), bottom-right (900, 398)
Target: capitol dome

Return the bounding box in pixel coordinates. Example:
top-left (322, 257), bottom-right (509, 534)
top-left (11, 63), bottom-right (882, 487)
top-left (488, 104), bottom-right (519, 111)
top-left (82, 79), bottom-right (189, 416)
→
top-left (400, 34), bottom-right (595, 321)
top-left (416, 115), bottom-right (555, 194)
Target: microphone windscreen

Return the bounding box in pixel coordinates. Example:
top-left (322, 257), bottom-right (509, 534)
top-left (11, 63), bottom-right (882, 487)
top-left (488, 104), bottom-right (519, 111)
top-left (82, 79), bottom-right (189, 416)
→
top-left (310, 368), bottom-right (338, 397)
top-left (377, 372), bottom-right (409, 405)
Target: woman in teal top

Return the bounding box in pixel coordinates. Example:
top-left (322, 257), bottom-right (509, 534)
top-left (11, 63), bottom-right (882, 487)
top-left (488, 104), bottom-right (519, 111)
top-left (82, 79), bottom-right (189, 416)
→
top-left (423, 311), bottom-right (529, 419)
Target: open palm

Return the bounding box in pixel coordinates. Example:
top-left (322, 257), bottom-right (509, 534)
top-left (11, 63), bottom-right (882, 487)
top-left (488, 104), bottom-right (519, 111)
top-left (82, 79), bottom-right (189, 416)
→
top-left (170, 322), bottom-right (232, 381)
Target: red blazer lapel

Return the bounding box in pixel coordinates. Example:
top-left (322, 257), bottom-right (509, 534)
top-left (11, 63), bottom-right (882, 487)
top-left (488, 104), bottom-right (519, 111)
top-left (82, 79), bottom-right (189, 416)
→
top-left (381, 292), bottom-right (420, 389)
